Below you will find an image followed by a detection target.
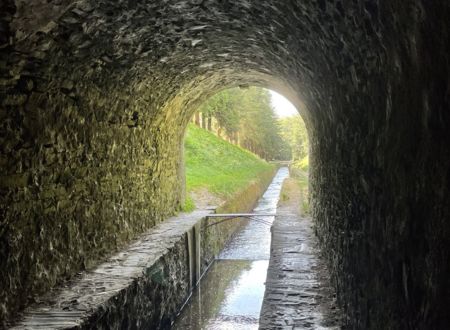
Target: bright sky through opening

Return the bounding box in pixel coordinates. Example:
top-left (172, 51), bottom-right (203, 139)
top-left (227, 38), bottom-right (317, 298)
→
top-left (269, 90), bottom-right (298, 118)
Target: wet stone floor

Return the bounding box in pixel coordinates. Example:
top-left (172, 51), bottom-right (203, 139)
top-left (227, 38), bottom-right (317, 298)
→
top-left (173, 168), bottom-right (342, 329)
top-left (259, 177), bottom-right (343, 329)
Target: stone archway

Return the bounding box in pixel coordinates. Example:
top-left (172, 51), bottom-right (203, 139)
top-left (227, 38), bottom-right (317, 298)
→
top-left (1, 1), bottom-right (449, 328)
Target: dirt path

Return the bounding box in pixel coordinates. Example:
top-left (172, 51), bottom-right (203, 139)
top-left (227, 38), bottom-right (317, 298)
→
top-left (259, 178), bottom-right (343, 329)
top-left (190, 187), bottom-right (224, 210)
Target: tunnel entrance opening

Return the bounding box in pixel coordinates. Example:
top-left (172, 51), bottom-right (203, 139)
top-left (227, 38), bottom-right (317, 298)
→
top-left (173, 86), bottom-right (313, 328)
top-left (181, 86), bottom-right (310, 215)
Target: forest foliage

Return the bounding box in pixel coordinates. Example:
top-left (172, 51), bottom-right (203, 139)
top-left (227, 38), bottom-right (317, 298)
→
top-left (193, 87), bottom-right (308, 163)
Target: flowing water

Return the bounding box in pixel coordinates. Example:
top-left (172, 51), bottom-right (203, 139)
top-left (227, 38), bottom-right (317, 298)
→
top-left (173, 167), bottom-right (289, 329)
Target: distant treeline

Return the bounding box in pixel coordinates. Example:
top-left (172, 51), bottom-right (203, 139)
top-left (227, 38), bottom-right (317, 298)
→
top-left (192, 87), bottom-right (308, 162)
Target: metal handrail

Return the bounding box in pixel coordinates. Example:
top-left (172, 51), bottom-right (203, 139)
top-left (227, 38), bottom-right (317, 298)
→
top-left (205, 213), bottom-right (277, 228)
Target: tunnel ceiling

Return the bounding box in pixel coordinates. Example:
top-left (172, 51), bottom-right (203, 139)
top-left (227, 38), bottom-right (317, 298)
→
top-left (3, 0), bottom-right (386, 124)
top-left (1, 0), bottom-right (450, 329)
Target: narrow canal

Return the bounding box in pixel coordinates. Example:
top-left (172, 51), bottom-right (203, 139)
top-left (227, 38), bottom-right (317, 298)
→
top-left (173, 167), bottom-right (289, 329)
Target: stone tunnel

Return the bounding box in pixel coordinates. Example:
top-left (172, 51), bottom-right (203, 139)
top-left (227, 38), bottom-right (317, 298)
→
top-left (1, 0), bottom-right (449, 328)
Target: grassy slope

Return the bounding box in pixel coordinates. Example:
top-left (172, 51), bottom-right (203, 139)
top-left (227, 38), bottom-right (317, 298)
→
top-left (184, 124), bottom-right (274, 210)
top-left (290, 159), bottom-right (310, 215)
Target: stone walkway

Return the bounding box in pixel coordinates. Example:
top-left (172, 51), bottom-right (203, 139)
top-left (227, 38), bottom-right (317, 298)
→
top-left (259, 179), bottom-right (343, 329)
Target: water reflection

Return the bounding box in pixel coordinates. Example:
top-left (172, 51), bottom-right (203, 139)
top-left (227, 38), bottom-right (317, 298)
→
top-left (173, 168), bottom-right (289, 329)
top-left (219, 168), bottom-right (289, 260)
top-left (173, 260), bottom-right (268, 330)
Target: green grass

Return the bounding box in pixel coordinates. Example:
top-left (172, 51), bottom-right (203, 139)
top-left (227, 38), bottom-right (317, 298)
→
top-left (184, 124), bottom-right (274, 206)
top-left (296, 171), bottom-right (310, 215)
top-left (181, 195), bottom-right (196, 212)
top-left (290, 158), bottom-right (310, 215)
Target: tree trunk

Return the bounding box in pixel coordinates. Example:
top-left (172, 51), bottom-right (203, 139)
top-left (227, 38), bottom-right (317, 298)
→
top-left (207, 115), bottom-right (212, 131)
top-left (201, 112), bottom-right (207, 129)
top-left (194, 112), bottom-right (201, 126)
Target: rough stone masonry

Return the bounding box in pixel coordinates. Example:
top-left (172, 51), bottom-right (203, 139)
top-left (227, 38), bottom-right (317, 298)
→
top-left (0, 1), bottom-right (449, 329)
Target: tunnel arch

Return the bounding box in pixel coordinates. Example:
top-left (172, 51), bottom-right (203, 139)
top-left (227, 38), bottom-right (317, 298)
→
top-left (159, 73), bottom-right (311, 207)
top-left (1, 0), bottom-right (449, 328)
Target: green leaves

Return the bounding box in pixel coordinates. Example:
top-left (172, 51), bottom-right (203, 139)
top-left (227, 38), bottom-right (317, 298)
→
top-left (197, 87), bottom-right (292, 160)
top-left (278, 115), bottom-right (309, 161)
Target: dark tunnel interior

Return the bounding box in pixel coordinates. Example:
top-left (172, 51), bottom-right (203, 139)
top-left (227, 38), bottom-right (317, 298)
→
top-left (1, 1), bottom-right (449, 328)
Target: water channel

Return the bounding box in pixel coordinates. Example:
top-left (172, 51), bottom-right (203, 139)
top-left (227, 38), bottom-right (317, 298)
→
top-left (173, 167), bottom-right (289, 329)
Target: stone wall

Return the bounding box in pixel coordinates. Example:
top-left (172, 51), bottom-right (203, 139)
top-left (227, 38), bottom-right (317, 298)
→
top-left (80, 236), bottom-right (192, 330)
top-left (0, 68), bottom-right (187, 321)
top-left (309, 3), bottom-right (450, 328)
top-left (1, 0), bottom-right (449, 328)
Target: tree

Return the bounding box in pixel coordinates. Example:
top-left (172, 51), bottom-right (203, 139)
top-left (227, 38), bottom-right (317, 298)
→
top-left (278, 115), bottom-right (308, 161)
top-left (194, 87), bottom-right (292, 160)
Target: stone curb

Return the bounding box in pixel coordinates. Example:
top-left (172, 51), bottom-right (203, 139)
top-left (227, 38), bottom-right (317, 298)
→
top-left (10, 210), bottom-right (210, 330)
